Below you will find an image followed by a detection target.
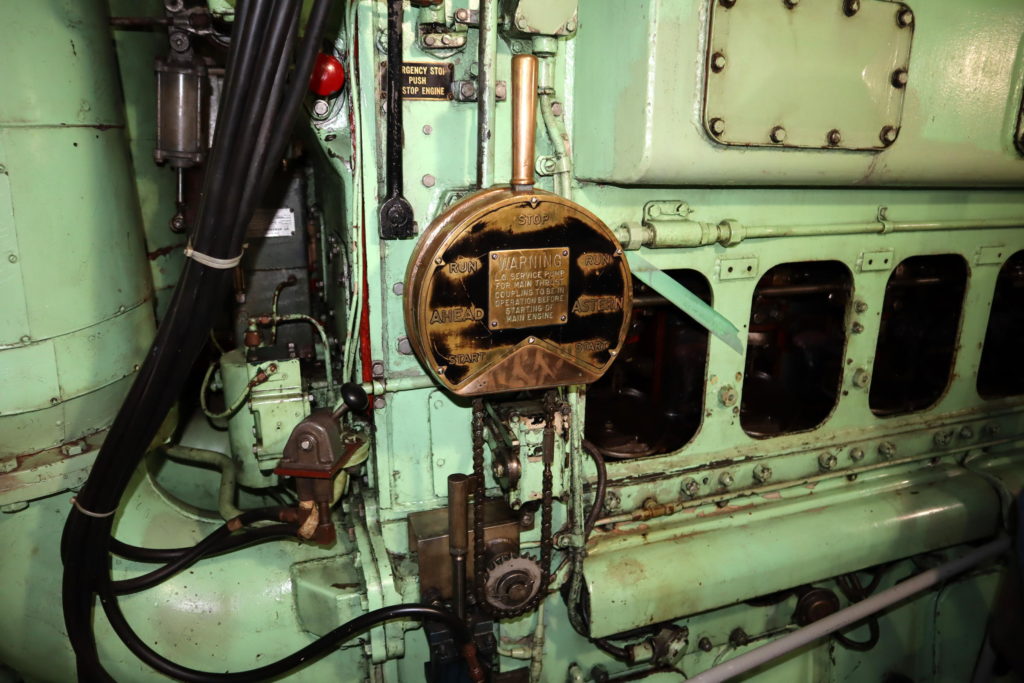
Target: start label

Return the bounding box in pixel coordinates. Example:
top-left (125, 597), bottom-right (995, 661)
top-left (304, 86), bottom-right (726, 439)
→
top-left (400, 62), bottom-right (452, 101)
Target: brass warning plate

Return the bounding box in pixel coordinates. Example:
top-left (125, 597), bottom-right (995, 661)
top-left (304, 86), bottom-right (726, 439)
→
top-left (488, 247), bottom-right (569, 330)
top-left (400, 62), bottom-right (453, 101)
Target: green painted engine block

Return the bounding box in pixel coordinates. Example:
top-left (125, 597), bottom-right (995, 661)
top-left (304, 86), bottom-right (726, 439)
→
top-left (1, 0), bottom-right (1023, 681)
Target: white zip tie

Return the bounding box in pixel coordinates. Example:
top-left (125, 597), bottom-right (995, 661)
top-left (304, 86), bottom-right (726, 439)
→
top-left (184, 241), bottom-right (244, 270)
top-left (70, 496), bottom-right (117, 519)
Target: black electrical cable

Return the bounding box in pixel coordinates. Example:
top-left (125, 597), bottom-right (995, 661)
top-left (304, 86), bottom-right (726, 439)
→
top-left (61, 1), bottom-right (333, 679)
top-left (582, 439), bottom-right (608, 540)
top-left (112, 523), bottom-right (298, 595)
top-left (97, 593), bottom-right (473, 683)
top-left (110, 522), bottom-right (298, 563)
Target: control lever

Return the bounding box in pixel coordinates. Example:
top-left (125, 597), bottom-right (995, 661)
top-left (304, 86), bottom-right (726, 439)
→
top-left (379, 0), bottom-right (415, 239)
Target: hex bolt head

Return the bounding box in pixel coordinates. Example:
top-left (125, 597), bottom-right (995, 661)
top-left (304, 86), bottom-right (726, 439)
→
top-left (421, 174), bottom-right (436, 188)
top-left (397, 336), bottom-right (413, 355)
top-left (495, 82), bottom-right (508, 100)
top-left (827, 129), bottom-right (842, 146)
top-left (373, 396), bottom-right (387, 410)
top-left (719, 385), bottom-right (738, 407)
top-left (878, 441), bottom-right (896, 459)
top-left (698, 637), bottom-right (714, 652)
top-left (959, 426), bottom-right (974, 440)
top-left (851, 321), bottom-right (864, 334)
top-left (896, 7), bottom-right (914, 27)
top-left (891, 69), bottom-right (909, 88)
top-left (441, 34), bottom-right (453, 46)
top-left (855, 300), bottom-right (868, 313)
top-left (753, 464), bottom-right (772, 484)
top-left (934, 430), bottom-right (954, 448)
top-left (719, 471), bottom-right (735, 488)
top-left (551, 101), bottom-right (564, 116)
top-left (783, 0), bottom-right (799, 8)
top-left (392, 281), bottom-right (405, 295)
top-left (852, 368), bottom-right (870, 389)
top-left (983, 422), bottom-right (1001, 438)
top-left (682, 478), bottom-right (701, 498)
top-left (849, 447), bottom-right (865, 462)
top-left (843, 0), bottom-right (860, 16)
top-left (709, 118), bottom-right (726, 137)
top-left (770, 126), bottom-right (787, 144)
top-left (371, 360), bottom-right (385, 377)
top-left (455, 8), bottom-right (469, 21)
top-left (460, 81), bottom-right (476, 99)
top-left (880, 126), bottom-right (898, 146)
top-left (312, 99), bottom-right (330, 118)
top-left (605, 490), bottom-right (621, 511)
top-left (299, 437), bottom-right (314, 451)
top-left (565, 20), bottom-right (577, 32)
top-left (424, 35), bottom-right (436, 46)
top-left (819, 453), bottom-right (838, 471)
top-left (711, 52), bottom-right (727, 73)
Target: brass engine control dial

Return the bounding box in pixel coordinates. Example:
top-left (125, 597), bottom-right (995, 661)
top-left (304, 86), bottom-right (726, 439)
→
top-left (404, 55), bottom-right (632, 396)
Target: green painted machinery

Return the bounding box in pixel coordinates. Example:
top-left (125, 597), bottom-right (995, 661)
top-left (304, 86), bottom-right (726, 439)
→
top-left (1, 0), bottom-right (1024, 681)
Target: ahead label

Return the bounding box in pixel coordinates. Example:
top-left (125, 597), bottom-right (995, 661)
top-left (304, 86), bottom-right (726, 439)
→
top-left (400, 62), bottom-right (453, 101)
top-left (488, 247), bottom-right (569, 330)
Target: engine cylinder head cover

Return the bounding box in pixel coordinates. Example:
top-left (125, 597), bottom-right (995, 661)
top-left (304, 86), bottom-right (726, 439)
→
top-left (404, 55), bottom-right (631, 396)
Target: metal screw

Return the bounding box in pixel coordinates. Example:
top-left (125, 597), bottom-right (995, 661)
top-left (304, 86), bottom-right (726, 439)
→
top-left (891, 69), bottom-right (909, 88)
top-left (896, 7), bottom-right (913, 27)
top-left (880, 126), bottom-right (898, 146)
top-left (491, 321), bottom-right (498, 327)
top-left (7, 254), bottom-right (16, 263)
top-left (933, 430), bottom-right (953, 448)
top-left (422, 174), bottom-right (436, 188)
top-left (392, 282), bottom-right (404, 295)
top-left (753, 464), bottom-right (772, 484)
top-left (682, 478), bottom-right (700, 498)
top-left (855, 300), bottom-right (868, 313)
top-left (169, 31), bottom-right (189, 52)
top-left (719, 0), bottom-right (736, 7)
top-left (851, 321), bottom-right (864, 334)
top-left (783, 0), bottom-right (798, 7)
top-left (770, 126), bottom-right (787, 144)
top-left (460, 81), bottom-right (476, 99)
top-left (312, 99), bottom-right (330, 118)
top-left (852, 368), bottom-right (870, 389)
top-left (527, 337), bottom-right (536, 344)
top-left (849, 447), bottom-right (865, 462)
top-left (551, 101), bottom-right (564, 117)
top-left (729, 628), bottom-right (750, 647)
top-left (878, 441), bottom-right (896, 459)
top-left (515, 15), bottom-right (528, 31)
top-left (819, 453), bottom-right (838, 471)
top-left (565, 20), bottom-right (577, 32)
top-left (424, 35), bottom-right (436, 46)
top-left (605, 490), bottom-right (621, 511)
top-left (441, 34), bottom-right (453, 46)
top-left (699, 637), bottom-right (714, 652)
top-left (719, 471), bottom-right (734, 488)
top-left (827, 129), bottom-right (842, 146)
top-left (843, 0), bottom-right (860, 16)
top-left (495, 82), bottom-right (508, 100)
top-left (711, 52), bottom-right (727, 73)
top-left (455, 8), bottom-right (469, 22)
top-left (299, 437), bottom-right (314, 451)
top-left (371, 360), bottom-right (385, 377)
top-left (709, 118), bottom-right (726, 137)
top-left (397, 337), bottom-right (413, 355)
top-left (422, 124), bottom-right (433, 135)
top-left (959, 426), bottom-right (974, 440)
top-left (719, 385), bottom-right (738, 407)
top-left (373, 396), bottom-right (387, 410)
top-left (983, 422), bottom-right (1000, 438)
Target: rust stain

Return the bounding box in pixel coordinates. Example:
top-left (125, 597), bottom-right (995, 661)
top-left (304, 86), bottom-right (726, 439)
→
top-left (148, 243), bottom-right (185, 260)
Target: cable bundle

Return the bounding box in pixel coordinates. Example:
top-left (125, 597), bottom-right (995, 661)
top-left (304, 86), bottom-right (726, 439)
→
top-left (61, 1), bottom-right (330, 679)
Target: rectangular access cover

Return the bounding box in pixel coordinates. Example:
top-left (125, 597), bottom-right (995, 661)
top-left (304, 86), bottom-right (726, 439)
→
top-left (704, 0), bottom-right (914, 150)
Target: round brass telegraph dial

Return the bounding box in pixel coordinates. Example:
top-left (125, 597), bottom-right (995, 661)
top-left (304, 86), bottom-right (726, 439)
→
top-left (404, 55), bottom-right (632, 396)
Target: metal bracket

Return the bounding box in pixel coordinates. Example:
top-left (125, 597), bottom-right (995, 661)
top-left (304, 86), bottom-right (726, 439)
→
top-left (858, 248), bottom-right (894, 272)
top-left (717, 256), bottom-right (758, 281)
top-left (643, 200), bottom-right (692, 225)
top-left (451, 79), bottom-right (507, 102)
top-left (975, 245), bottom-right (1010, 266)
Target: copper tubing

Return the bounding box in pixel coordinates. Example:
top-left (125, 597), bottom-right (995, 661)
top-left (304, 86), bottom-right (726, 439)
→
top-left (511, 54), bottom-right (538, 189)
top-left (448, 473), bottom-right (470, 620)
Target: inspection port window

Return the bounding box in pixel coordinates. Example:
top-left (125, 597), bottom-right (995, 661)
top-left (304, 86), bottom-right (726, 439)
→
top-left (870, 254), bottom-right (968, 416)
top-left (584, 270), bottom-right (711, 458)
top-left (741, 261), bottom-right (852, 438)
top-left (978, 251), bottom-right (1024, 399)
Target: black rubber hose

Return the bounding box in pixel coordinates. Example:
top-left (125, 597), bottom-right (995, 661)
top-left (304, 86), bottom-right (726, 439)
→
top-left (111, 524), bottom-right (298, 595)
top-left (97, 594), bottom-right (473, 683)
top-left (582, 439), bottom-right (609, 540)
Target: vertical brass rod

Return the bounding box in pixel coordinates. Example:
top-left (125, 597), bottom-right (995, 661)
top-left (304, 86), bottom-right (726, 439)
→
top-left (448, 473), bottom-right (470, 621)
top-left (511, 54), bottom-right (538, 190)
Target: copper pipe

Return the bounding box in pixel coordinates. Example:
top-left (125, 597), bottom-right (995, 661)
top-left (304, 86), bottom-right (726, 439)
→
top-left (448, 473), bottom-right (470, 621)
top-left (510, 54), bottom-right (538, 190)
